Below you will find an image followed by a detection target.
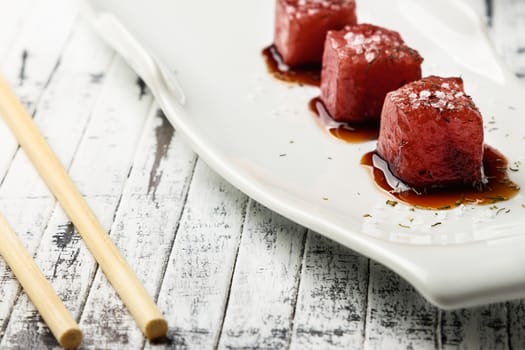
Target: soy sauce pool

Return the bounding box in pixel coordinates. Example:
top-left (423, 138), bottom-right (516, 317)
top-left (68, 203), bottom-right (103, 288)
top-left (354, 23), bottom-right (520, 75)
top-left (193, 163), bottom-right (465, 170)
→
top-left (361, 148), bottom-right (520, 210)
top-left (262, 45), bottom-right (321, 86)
top-left (309, 97), bottom-right (379, 143)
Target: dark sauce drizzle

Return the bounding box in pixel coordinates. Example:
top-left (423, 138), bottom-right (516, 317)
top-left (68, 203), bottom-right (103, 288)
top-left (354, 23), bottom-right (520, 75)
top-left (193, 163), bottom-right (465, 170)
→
top-left (309, 97), bottom-right (379, 143)
top-left (262, 45), bottom-right (321, 87)
top-left (361, 149), bottom-right (520, 210)
top-left (262, 44), bottom-right (520, 208)
top-left (263, 45), bottom-right (379, 143)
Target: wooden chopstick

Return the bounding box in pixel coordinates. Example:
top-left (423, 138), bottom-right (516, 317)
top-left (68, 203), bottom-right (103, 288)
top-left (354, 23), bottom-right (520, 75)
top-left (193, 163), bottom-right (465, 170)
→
top-left (0, 75), bottom-right (168, 339)
top-left (0, 213), bottom-right (82, 349)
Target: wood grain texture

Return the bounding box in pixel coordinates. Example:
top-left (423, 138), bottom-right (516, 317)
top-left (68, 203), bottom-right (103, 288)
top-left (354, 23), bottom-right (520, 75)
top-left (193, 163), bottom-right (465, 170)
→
top-left (0, 0), bottom-right (36, 61)
top-left (0, 0), bottom-right (76, 180)
top-left (0, 214), bottom-right (81, 349)
top-left (217, 200), bottom-right (307, 350)
top-left (0, 2), bottom-right (85, 344)
top-left (289, 232), bottom-right (368, 350)
top-left (363, 262), bottom-right (437, 350)
top-left (441, 305), bottom-right (508, 350)
top-left (145, 160), bottom-right (248, 350)
top-left (79, 108), bottom-right (197, 349)
top-left (0, 30), bottom-right (151, 349)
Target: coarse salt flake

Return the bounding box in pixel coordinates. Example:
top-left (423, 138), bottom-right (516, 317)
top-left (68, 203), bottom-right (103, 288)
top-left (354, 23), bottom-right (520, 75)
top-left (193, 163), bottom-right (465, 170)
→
top-left (419, 90), bottom-right (431, 98)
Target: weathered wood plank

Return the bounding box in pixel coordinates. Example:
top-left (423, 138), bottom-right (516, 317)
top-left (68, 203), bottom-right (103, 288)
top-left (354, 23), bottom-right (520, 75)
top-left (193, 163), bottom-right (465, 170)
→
top-left (0, 3), bottom-right (88, 343)
top-left (0, 0), bottom-right (36, 61)
top-left (289, 232), bottom-right (368, 350)
top-left (508, 301), bottom-right (525, 350)
top-left (142, 160), bottom-right (248, 350)
top-left (441, 306), bottom-right (508, 350)
top-left (0, 0), bottom-right (77, 178)
top-left (217, 200), bottom-right (306, 350)
top-left (0, 36), bottom-right (152, 349)
top-left (79, 109), bottom-right (197, 349)
top-left (363, 262), bottom-right (437, 350)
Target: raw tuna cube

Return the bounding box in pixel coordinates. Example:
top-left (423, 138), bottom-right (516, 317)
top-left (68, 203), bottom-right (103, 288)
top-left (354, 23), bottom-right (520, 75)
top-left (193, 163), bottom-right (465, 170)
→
top-left (320, 24), bottom-right (423, 123)
top-left (376, 76), bottom-right (484, 190)
top-left (274, 0), bottom-right (357, 67)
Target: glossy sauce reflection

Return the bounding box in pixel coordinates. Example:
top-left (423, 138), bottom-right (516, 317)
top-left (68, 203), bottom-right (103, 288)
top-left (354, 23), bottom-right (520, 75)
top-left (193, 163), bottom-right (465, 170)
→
top-left (262, 45), bottom-right (321, 86)
top-left (309, 97), bottom-right (379, 143)
top-left (361, 148), bottom-right (520, 209)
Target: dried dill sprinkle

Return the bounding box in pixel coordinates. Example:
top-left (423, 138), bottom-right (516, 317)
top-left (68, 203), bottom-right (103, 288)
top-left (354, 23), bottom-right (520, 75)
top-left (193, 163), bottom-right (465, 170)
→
top-left (386, 200), bottom-right (398, 207)
top-left (322, 197), bottom-right (329, 201)
top-left (509, 161), bottom-right (521, 172)
top-left (398, 223), bottom-right (410, 229)
top-left (279, 153), bottom-right (287, 157)
top-left (363, 214), bottom-right (372, 218)
top-left (431, 222), bottom-right (442, 228)
top-left (496, 208), bottom-right (507, 215)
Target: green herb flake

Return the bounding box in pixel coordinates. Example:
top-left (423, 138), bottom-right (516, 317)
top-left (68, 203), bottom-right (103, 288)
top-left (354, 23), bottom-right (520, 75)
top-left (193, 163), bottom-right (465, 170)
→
top-left (386, 200), bottom-right (398, 207)
top-left (431, 222), bottom-right (442, 228)
top-left (496, 208), bottom-right (507, 216)
top-left (398, 224), bottom-right (410, 229)
top-left (363, 214), bottom-right (372, 218)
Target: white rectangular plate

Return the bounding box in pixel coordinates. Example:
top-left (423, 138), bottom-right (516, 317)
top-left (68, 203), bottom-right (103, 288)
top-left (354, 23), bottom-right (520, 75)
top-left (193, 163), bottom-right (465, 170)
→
top-left (84, 0), bottom-right (525, 309)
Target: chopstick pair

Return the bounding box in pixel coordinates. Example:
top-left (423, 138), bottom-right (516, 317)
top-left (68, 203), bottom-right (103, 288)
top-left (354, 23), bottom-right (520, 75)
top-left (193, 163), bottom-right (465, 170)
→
top-left (0, 73), bottom-right (167, 348)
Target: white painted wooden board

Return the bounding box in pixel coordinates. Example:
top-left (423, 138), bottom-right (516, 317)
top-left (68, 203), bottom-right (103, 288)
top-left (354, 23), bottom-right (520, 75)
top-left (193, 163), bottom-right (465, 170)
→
top-left (0, 0), bottom-right (523, 349)
top-left (289, 232), bottom-right (368, 350)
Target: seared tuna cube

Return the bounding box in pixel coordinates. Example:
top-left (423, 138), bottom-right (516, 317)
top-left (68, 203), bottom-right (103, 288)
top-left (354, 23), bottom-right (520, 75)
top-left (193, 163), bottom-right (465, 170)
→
top-left (320, 24), bottom-right (423, 123)
top-left (377, 76), bottom-right (484, 190)
top-left (274, 0), bottom-right (357, 67)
